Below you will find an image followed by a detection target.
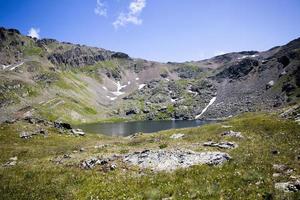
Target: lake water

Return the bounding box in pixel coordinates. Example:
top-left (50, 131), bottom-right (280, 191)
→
top-left (76, 120), bottom-right (215, 137)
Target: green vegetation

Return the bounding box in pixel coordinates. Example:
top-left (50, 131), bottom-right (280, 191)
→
top-left (22, 40), bottom-right (44, 57)
top-left (0, 113), bottom-right (299, 199)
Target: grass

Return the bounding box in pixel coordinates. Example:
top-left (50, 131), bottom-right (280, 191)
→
top-left (0, 113), bottom-right (299, 199)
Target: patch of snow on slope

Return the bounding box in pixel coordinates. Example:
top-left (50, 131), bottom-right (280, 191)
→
top-left (10, 62), bottom-right (24, 71)
top-left (138, 84), bottom-right (146, 90)
top-left (187, 90), bottom-right (197, 96)
top-left (171, 98), bottom-right (177, 103)
top-left (102, 86), bottom-right (108, 91)
top-left (111, 81), bottom-right (126, 96)
top-left (238, 55), bottom-right (258, 60)
top-left (136, 77), bottom-right (139, 80)
top-left (195, 96), bottom-right (217, 119)
top-left (106, 96), bottom-right (117, 101)
top-left (1, 64), bottom-right (11, 70)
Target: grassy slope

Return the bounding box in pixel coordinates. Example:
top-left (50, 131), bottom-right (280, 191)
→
top-left (0, 113), bottom-right (299, 200)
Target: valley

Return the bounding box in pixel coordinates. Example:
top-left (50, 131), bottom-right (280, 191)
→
top-left (0, 27), bottom-right (300, 199)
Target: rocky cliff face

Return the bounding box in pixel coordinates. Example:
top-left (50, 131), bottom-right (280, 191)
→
top-left (0, 27), bottom-right (299, 123)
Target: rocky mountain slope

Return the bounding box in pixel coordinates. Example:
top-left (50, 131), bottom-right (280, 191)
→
top-left (0, 27), bottom-right (299, 123)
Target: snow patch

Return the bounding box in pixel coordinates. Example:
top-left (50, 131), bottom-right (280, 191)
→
top-left (187, 90), bottom-right (197, 96)
top-left (195, 96), bottom-right (217, 119)
top-left (138, 84), bottom-right (146, 90)
top-left (238, 55), bottom-right (258, 60)
top-left (111, 81), bottom-right (127, 96)
top-left (136, 77), bottom-right (140, 80)
top-left (1, 64), bottom-right (11, 70)
top-left (106, 96), bottom-right (117, 101)
top-left (102, 86), bottom-right (108, 91)
top-left (10, 62), bottom-right (24, 71)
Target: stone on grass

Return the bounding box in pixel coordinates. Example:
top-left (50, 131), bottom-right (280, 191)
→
top-left (275, 180), bottom-right (300, 192)
top-left (3, 157), bottom-right (18, 167)
top-left (71, 129), bottom-right (85, 136)
top-left (80, 148), bottom-right (85, 152)
top-left (170, 133), bottom-right (185, 139)
top-left (123, 149), bottom-right (230, 171)
top-left (110, 164), bottom-right (117, 170)
top-left (19, 131), bottom-right (32, 139)
top-left (221, 130), bottom-right (243, 138)
top-left (203, 141), bottom-right (237, 149)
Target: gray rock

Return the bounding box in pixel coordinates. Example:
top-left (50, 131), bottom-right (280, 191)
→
top-left (273, 164), bottom-right (289, 172)
top-left (80, 157), bottom-right (114, 170)
top-left (81, 157), bottom-right (100, 169)
top-left (80, 148), bottom-right (85, 152)
top-left (203, 141), bottom-right (238, 149)
top-left (37, 128), bottom-right (48, 135)
top-left (54, 121), bottom-right (72, 130)
top-left (3, 157), bottom-right (18, 167)
top-left (221, 130), bottom-right (243, 138)
top-left (19, 131), bottom-right (32, 139)
top-left (71, 129), bottom-right (85, 136)
top-left (266, 80), bottom-right (274, 89)
top-left (123, 149), bottom-right (230, 171)
top-left (110, 164), bottom-right (117, 170)
top-left (275, 180), bottom-right (300, 192)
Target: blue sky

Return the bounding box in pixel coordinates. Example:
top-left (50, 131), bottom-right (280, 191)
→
top-left (0, 0), bottom-right (300, 62)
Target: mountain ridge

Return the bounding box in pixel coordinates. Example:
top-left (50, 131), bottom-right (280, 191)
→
top-left (0, 27), bottom-right (299, 124)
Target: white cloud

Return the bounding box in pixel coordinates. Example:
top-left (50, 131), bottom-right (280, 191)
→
top-left (94, 0), bottom-right (107, 17)
top-left (27, 28), bottom-right (40, 39)
top-left (113, 0), bottom-right (146, 29)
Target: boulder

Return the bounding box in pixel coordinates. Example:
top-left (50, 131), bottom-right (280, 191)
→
top-left (54, 121), bottom-right (72, 130)
top-left (19, 131), bottom-right (32, 139)
top-left (123, 149), bottom-right (230, 171)
top-left (71, 129), bottom-right (85, 136)
top-left (275, 180), bottom-right (300, 192)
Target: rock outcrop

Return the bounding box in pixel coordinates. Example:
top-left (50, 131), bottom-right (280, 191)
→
top-left (123, 149), bottom-right (230, 171)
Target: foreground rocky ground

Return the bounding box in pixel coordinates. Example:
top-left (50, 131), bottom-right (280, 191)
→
top-left (0, 112), bottom-right (299, 199)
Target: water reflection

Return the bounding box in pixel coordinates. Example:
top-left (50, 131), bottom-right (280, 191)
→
top-left (76, 120), bottom-right (215, 137)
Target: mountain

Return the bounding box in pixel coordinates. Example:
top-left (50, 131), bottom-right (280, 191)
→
top-left (0, 27), bottom-right (299, 123)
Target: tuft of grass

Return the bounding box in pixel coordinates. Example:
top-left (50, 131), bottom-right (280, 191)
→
top-left (159, 143), bottom-right (168, 149)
